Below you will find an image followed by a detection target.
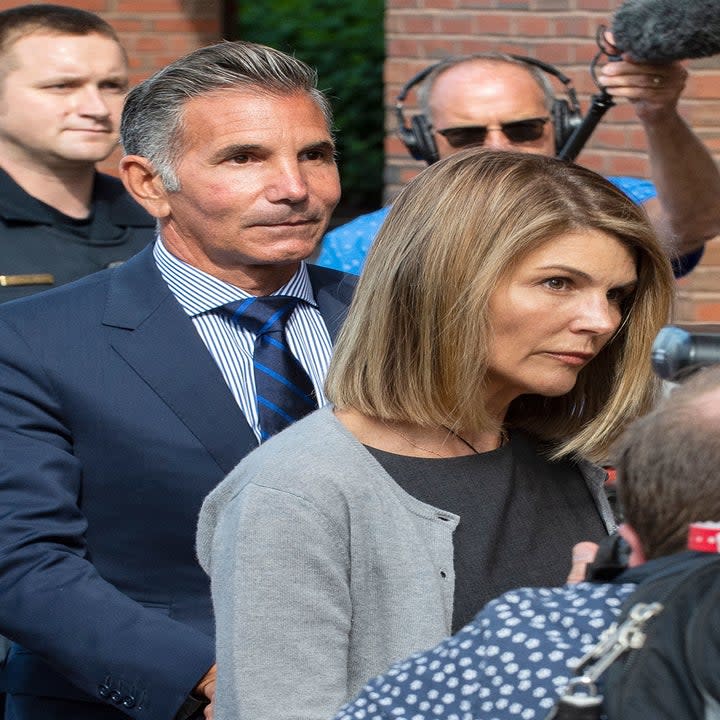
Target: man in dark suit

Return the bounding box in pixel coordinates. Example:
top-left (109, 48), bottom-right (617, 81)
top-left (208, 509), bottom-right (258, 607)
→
top-left (0, 41), bottom-right (354, 720)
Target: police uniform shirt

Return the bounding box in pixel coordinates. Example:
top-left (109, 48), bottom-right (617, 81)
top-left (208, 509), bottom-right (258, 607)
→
top-left (0, 167), bottom-right (155, 302)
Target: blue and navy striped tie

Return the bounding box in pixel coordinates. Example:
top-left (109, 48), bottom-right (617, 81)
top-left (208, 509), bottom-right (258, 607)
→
top-left (223, 295), bottom-right (318, 441)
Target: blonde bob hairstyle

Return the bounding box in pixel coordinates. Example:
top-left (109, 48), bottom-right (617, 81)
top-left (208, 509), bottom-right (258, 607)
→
top-left (325, 149), bottom-right (675, 463)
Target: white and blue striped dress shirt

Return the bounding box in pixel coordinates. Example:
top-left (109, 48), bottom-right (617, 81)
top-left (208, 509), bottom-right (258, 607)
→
top-left (153, 239), bottom-right (333, 442)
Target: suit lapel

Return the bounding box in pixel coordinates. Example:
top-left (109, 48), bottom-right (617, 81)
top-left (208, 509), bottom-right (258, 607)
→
top-left (102, 247), bottom-right (257, 474)
top-left (307, 264), bottom-right (356, 341)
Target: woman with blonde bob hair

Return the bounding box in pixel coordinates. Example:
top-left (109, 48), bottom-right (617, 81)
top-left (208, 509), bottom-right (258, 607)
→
top-left (198, 149), bottom-right (674, 720)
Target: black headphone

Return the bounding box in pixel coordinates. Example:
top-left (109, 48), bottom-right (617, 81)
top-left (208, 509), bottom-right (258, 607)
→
top-left (395, 54), bottom-right (583, 165)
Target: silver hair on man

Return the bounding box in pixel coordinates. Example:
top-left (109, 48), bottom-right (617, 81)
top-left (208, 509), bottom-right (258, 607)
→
top-left (120, 40), bottom-right (334, 192)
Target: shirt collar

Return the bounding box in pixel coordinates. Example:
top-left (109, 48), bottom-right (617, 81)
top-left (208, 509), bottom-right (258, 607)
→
top-left (153, 237), bottom-right (318, 318)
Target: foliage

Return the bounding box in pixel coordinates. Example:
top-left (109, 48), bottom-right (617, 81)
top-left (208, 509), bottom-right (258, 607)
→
top-left (236, 0), bottom-right (385, 214)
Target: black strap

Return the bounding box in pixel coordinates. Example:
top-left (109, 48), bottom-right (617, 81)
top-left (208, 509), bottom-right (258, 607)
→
top-left (174, 693), bottom-right (209, 720)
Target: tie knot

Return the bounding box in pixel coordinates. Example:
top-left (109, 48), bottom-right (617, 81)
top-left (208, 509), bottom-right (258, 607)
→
top-left (222, 295), bottom-right (300, 336)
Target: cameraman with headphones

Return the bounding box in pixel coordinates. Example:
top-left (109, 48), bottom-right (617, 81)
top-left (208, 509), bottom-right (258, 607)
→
top-left (317, 51), bottom-right (720, 277)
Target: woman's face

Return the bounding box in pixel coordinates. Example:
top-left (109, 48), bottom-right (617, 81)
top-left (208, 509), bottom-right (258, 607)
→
top-left (485, 229), bottom-right (638, 413)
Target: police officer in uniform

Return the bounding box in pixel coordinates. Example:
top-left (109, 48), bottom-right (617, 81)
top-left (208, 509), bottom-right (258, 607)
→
top-left (0, 4), bottom-right (154, 303)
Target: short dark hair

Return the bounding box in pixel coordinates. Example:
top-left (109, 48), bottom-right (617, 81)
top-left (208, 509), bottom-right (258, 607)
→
top-left (0, 4), bottom-right (121, 53)
top-left (613, 365), bottom-right (720, 559)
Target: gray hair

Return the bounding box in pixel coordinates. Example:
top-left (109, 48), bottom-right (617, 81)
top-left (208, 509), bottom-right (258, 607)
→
top-left (417, 52), bottom-right (556, 122)
top-left (120, 40), bottom-right (333, 191)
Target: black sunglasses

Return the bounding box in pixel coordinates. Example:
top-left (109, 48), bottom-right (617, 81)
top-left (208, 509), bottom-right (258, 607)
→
top-left (436, 117), bottom-right (550, 148)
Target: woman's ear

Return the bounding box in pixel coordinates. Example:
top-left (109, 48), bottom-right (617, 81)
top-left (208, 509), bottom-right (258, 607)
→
top-left (119, 155), bottom-right (171, 219)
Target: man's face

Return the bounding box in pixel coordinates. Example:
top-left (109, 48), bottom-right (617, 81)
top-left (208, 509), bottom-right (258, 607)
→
top-left (155, 88), bottom-right (340, 286)
top-left (429, 60), bottom-right (556, 160)
top-left (0, 32), bottom-right (128, 168)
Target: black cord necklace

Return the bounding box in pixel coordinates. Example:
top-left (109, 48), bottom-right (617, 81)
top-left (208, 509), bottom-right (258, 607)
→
top-left (442, 425), bottom-right (508, 453)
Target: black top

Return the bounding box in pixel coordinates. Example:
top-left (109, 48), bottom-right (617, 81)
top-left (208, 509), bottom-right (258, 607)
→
top-left (368, 430), bottom-right (607, 632)
top-left (0, 167), bottom-right (155, 302)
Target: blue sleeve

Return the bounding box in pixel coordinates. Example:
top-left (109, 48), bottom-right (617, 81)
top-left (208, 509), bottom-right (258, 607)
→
top-left (0, 315), bottom-right (214, 719)
top-left (607, 176), bottom-right (657, 205)
top-left (606, 176), bottom-right (704, 278)
top-left (316, 207), bottom-right (391, 275)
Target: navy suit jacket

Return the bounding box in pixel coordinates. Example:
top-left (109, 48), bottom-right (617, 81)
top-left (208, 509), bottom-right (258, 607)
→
top-left (0, 245), bottom-right (355, 719)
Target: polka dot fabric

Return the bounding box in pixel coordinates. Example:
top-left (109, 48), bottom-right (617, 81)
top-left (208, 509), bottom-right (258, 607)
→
top-left (334, 581), bottom-right (637, 720)
top-left (315, 207), bottom-right (390, 274)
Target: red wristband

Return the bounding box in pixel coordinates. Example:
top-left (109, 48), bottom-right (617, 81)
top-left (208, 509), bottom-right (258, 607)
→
top-left (687, 522), bottom-right (720, 553)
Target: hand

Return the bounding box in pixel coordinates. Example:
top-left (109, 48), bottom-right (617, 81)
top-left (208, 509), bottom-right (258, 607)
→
top-left (597, 32), bottom-right (687, 121)
top-left (194, 664), bottom-right (216, 720)
top-left (566, 541), bottom-right (599, 584)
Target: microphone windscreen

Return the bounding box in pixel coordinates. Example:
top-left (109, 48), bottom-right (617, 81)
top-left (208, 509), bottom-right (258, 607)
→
top-left (612, 0), bottom-right (720, 63)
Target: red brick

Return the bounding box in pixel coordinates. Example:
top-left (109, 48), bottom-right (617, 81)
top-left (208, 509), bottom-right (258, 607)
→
top-left (109, 19), bottom-right (147, 33)
top-left (387, 38), bottom-right (421, 57)
top-left (555, 17), bottom-right (593, 36)
top-left (58, 0), bottom-right (109, 8)
top-left (427, 0), bottom-right (459, 8)
top-left (514, 16), bottom-right (553, 37)
top-left (536, 0), bottom-right (576, 9)
top-left (686, 74), bottom-right (720, 100)
top-left (576, 0), bottom-right (615, 9)
top-left (437, 14), bottom-right (477, 34)
top-left (694, 302), bottom-right (720, 322)
top-left (400, 15), bottom-right (436, 34)
top-left (457, 0), bottom-right (496, 8)
top-left (474, 14), bottom-right (513, 34)
top-left (132, 36), bottom-right (170, 52)
top-left (386, 61), bottom-right (431, 84)
top-left (117, 0), bottom-right (183, 11)
top-left (605, 154), bottom-right (649, 177)
top-left (435, 40), bottom-right (471, 56)
top-left (592, 125), bottom-right (629, 149)
top-left (579, 154), bottom-right (605, 174)
top-left (151, 18), bottom-right (219, 33)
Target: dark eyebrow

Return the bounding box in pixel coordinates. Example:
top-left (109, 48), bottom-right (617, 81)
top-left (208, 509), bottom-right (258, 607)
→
top-left (303, 140), bottom-right (336, 155)
top-left (208, 144), bottom-right (263, 164)
top-left (538, 264), bottom-right (592, 281)
top-left (209, 139), bottom-right (336, 165)
top-left (42, 72), bottom-right (127, 81)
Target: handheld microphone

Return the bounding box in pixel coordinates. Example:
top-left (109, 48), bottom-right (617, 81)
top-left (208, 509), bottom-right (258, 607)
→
top-left (612, 0), bottom-right (720, 63)
top-left (651, 325), bottom-right (720, 381)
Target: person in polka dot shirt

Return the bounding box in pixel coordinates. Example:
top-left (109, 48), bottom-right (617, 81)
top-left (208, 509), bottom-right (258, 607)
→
top-left (334, 580), bottom-right (637, 720)
top-left (334, 368), bottom-right (720, 720)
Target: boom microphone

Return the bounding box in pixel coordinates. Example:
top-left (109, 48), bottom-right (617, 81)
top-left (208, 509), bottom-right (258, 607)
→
top-left (612, 0), bottom-right (720, 63)
top-left (651, 325), bottom-right (720, 381)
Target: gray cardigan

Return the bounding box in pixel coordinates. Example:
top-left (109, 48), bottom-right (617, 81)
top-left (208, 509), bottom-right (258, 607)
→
top-left (196, 407), bottom-right (614, 720)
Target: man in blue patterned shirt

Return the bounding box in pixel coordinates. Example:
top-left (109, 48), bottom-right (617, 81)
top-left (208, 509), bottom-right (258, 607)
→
top-left (318, 51), bottom-right (720, 278)
top-left (334, 367), bottom-right (720, 720)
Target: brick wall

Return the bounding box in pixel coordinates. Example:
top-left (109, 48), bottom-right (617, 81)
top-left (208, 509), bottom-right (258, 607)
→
top-left (386, 0), bottom-right (720, 323)
top-left (0, 0), bottom-right (223, 173)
